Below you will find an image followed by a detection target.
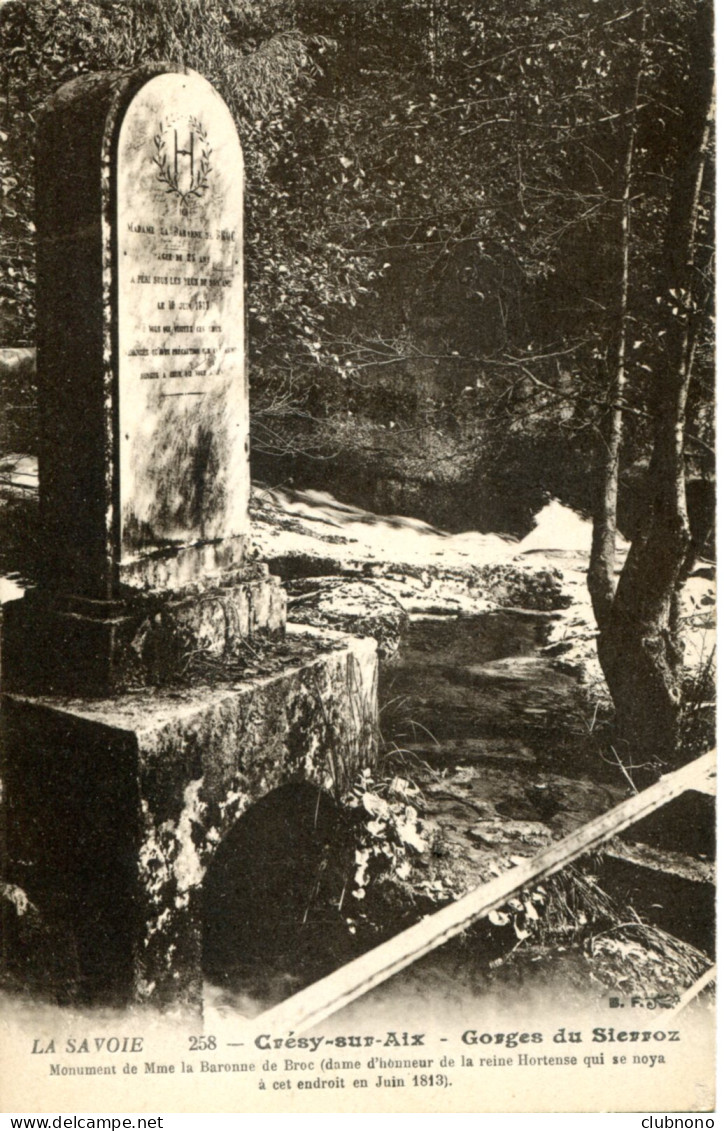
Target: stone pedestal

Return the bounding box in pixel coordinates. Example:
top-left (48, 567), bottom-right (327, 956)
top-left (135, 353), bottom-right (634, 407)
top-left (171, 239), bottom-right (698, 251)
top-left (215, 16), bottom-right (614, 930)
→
top-left (1, 628), bottom-right (377, 1008)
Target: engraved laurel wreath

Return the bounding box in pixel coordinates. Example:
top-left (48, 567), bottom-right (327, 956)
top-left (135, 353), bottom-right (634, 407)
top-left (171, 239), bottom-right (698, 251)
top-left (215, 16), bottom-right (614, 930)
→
top-left (152, 117), bottom-right (212, 207)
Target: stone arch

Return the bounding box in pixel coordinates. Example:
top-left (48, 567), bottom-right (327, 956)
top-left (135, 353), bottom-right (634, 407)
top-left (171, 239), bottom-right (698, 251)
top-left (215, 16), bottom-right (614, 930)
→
top-left (202, 781), bottom-right (357, 1005)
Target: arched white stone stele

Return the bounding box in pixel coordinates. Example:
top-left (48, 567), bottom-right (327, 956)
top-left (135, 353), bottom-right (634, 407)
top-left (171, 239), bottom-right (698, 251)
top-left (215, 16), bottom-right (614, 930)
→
top-left (116, 71), bottom-right (248, 568)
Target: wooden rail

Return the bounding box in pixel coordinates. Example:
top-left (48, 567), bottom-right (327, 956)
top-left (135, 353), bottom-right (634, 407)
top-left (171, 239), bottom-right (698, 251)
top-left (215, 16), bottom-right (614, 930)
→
top-left (669, 965), bottom-right (717, 1018)
top-left (250, 749), bottom-right (715, 1034)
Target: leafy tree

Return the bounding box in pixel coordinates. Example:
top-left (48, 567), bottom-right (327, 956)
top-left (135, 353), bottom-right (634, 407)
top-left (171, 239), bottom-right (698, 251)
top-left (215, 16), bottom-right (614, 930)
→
top-left (588, 0), bottom-right (714, 771)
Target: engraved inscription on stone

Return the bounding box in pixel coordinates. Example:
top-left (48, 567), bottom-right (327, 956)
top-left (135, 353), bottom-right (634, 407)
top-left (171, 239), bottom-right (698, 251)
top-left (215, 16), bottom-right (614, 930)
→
top-left (117, 72), bottom-right (248, 565)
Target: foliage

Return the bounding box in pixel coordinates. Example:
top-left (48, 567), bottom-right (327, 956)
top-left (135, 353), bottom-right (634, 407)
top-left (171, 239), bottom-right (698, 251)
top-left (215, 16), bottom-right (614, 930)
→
top-left (271, 0), bottom-right (712, 464)
top-left (342, 768), bottom-right (431, 905)
top-left (0, 0), bottom-right (330, 377)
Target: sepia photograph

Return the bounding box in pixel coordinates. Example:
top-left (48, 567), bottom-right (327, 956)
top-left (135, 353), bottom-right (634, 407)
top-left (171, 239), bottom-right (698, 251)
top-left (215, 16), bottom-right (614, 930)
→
top-left (0, 0), bottom-right (715, 1116)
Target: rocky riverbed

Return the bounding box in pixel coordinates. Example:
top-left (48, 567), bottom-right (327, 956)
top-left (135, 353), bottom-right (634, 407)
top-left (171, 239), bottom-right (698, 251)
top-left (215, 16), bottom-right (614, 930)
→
top-left (250, 480), bottom-right (715, 711)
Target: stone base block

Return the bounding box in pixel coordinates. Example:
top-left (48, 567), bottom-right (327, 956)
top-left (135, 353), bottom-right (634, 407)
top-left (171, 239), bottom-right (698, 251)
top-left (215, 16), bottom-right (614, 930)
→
top-left (2, 563), bottom-right (287, 695)
top-left (118, 534), bottom-right (251, 591)
top-left (1, 627), bottom-right (377, 1009)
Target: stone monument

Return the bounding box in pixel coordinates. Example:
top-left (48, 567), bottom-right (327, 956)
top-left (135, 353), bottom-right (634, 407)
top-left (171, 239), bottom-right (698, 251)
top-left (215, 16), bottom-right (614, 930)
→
top-left (1, 66), bottom-right (377, 1009)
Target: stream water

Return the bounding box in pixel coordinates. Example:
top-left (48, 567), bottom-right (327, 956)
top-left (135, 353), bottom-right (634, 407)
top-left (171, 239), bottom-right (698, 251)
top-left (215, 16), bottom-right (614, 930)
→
top-left (378, 610), bottom-right (627, 862)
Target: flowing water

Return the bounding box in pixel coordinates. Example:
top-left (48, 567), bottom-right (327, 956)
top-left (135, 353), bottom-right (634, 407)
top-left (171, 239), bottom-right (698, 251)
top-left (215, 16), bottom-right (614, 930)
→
top-left (378, 609), bottom-right (627, 859)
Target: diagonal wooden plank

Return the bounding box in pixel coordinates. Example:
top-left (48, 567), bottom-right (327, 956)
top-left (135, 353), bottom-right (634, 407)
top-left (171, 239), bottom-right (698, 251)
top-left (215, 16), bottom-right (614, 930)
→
top-left (669, 965), bottom-right (716, 1019)
top-left (248, 749), bottom-right (716, 1035)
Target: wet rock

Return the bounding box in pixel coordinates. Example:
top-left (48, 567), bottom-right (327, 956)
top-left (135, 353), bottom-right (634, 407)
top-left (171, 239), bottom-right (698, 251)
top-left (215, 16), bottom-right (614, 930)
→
top-left (467, 819), bottom-right (550, 849)
top-left (382, 620), bottom-right (582, 747)
top-left (404, 737), bottom-right (537, 765)
top-left (479, 561), bottom-right (572, 611)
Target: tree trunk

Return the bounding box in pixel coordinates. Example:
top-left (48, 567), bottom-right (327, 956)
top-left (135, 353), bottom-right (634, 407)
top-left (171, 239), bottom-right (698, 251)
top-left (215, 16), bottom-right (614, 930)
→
top-left (588, 3), bottom-right (648, 631)
top-left (588, 0), bottom-right (714, 773)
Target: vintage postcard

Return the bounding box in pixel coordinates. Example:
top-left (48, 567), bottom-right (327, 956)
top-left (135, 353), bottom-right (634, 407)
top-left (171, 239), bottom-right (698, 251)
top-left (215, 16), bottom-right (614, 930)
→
top-left (0, 0), bottom-right (715, 1116)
